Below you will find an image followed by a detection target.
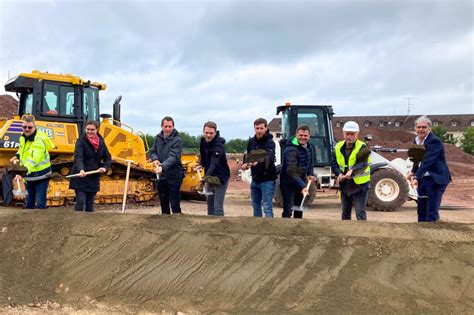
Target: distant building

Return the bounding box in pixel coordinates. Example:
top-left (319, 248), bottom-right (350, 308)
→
top-left (268, 114), bottom-right (474, 144)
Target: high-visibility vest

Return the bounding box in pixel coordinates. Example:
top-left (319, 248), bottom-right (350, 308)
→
top-left (335, 139), bottom-right (371, 185)
top-left (18, 130), bottom-right (55, 175)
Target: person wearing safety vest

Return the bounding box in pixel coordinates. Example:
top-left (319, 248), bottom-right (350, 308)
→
top-left (10, 116), bottom-right (55, 209)
top-left (330, 121), bottom-right (370, 221)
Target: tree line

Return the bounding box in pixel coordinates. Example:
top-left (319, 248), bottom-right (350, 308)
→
top-left (143, 126), bottom-right (474, 156)
top-left (431, 126), bottom-right (474, 155)
top-left (142, 132), bottom-right (248, 153)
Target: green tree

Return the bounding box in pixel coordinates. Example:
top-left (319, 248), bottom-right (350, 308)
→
top-left (431, 125), bottom-right (457, 145)
top-left (140, 133), bottom-right (156, 150)
top-left (225, 138), bottom-right (247, 153)
top-left (460, 126), bottom-right (474, 155)
top-left (180, 131), bottom-right (200, 152)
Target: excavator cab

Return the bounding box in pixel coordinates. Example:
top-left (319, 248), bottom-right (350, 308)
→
top-left (5, 70), bottom-right (105, 135)
top-left (277, 103), bottom-right (335, 167)
top-left (275, 102), bottom-right (410, 211)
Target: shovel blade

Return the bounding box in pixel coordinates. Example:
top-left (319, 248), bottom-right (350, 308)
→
top-left (198, 190), bottom-right (214, 196)
top-left (291, 206), bottom-right (306, 212)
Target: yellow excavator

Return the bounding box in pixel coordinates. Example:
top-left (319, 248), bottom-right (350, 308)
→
top-left (0, 70), bottom-right (202, 206)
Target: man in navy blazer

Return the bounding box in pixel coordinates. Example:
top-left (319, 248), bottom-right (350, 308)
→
top-left (407, 116), bottom-right (451, 222)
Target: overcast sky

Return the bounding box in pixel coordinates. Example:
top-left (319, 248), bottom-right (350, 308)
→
top-left (1, 0), bottom-right (472, 139)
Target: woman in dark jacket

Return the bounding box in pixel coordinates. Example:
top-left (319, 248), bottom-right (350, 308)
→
top-left (69, 120), bottom-right (112, 212)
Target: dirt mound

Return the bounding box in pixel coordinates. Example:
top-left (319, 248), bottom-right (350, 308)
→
top-left (227, 156), bottom-right (249, 193)
top-left (1, 210), bottom-right (473, 313)
top-left (0, 95), bottom-right (17, 118)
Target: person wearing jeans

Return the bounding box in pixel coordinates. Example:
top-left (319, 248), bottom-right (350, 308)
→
top-left (340, 189), bottom-right (369, 220)
top-left (250, 181), bottom-right (275, 217)
top-left (25, 178), bottom-right (49, 209)
top-left (206, 180), bottom-right (229, 216)
top-left (150, 116), bottom-right (184, 215)
top-left (199, 121), bottom-right (230, 217)
top-left (10, 115), bottom-right (55, 209)
top-left (242, 118), bottom-right (277, 218)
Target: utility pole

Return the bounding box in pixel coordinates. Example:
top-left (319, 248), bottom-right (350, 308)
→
top-left (406, 97), bottom-right (415, 115)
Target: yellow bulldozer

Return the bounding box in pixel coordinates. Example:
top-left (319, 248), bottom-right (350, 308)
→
top-left (0, 70), bottom-right (202, 206)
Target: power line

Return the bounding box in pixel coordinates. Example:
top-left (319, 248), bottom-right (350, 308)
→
top-left (406, 97), bottom-right (415, 115)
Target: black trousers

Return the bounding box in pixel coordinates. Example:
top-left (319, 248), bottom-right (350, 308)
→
top-left (280, 184), bottom-right (304, 219)
top-left (157, 179), bottom-right (182, 214)
top-left (75, 191), bottom-right (97, 212)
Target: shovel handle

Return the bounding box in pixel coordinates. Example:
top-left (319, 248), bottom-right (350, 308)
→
top-left (303, 180), bottom-right (312, 196)
top-left (65, 169), bottom-right (102, 179)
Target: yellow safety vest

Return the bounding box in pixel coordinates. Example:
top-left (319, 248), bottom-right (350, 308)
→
top-left (18, 130), bottom-right (55, 175)
top-left (335, 139), bottom-right (371, 185)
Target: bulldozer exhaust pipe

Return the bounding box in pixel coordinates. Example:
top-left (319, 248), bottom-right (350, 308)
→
top-left (113, 95), bottom-right (122, 127)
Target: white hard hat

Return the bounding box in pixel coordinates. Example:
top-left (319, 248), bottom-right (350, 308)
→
top-left (342, 121), bottom-right (360, 132)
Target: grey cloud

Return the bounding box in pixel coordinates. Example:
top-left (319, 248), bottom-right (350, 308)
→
top-left (1, 0), bottom-right (472, 139)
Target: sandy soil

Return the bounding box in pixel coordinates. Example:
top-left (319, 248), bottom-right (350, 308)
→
top-left (1, 190), bottom-right (474, 314)
top-left (2, 163), bottom-right (474, 313)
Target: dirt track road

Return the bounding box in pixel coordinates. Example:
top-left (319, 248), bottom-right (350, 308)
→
top-left (104, 193), bottom-right (474, 224)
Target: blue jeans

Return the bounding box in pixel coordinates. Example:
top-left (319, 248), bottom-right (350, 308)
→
top-left (251, 180), bottom-right (275, 218)
top-left (341, 190), bottom-right (368, 220)
top-left (207, 180), bottom-right (228, 216)
top-left (157, 179), bottom-right (183, 214)
top-left (25, 179), bottom-right (49, 209)
top-left (417, 176), bottom-right (447, 222)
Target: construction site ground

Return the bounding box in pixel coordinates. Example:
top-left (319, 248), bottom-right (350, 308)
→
top-left (1, 177), bottom-right (474, 314)
top-left (1, 97), bottom-right (473, 313)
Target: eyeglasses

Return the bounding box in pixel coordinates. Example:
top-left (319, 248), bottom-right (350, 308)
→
top-left (416, 126), bottom-right (429, 129)
top-left (86, 129), bottom-right (97, 131)
top-left (22, 126), bottom-right (33, 130)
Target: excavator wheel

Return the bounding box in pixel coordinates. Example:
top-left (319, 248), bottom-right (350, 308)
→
top-left (368, 168), bottom-right (409, 211)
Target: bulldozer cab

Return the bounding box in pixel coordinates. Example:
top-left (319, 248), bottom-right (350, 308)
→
top-left (276, 104), bottom-right (335, 166)
top-left (5, 70), bottom-right (105, 134)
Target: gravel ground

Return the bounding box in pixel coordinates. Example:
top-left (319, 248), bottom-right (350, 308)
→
top-left (104, 191), bottom-right (474, 224)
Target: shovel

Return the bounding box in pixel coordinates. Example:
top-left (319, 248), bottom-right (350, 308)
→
top-left (65, 169), bottom-right (102, 179)
top-left (292, 180), bottom-right (312, 212)
top-left (12, 177), bottom-right (26, 197)
top-left (154, 164), bottom-right (162, 182)
top-left (196, 169), bottom-right (214, 196)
